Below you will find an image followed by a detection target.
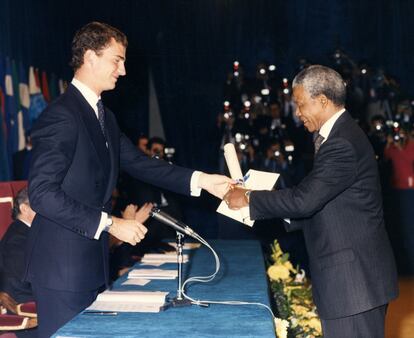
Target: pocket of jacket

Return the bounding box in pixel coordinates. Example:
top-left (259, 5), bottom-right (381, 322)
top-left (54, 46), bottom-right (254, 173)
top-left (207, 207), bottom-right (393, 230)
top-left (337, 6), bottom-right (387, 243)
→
top-left (318, 248), bottom-right (355, 270)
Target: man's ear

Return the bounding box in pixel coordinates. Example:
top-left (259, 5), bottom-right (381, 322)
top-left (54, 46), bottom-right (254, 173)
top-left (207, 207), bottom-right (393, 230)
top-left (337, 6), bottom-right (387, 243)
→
top-left (19, 203), bottom-right (29, 215)
top-left (84, 50), bottom-right (96, 68)
top-left (319, 94), bottom-right (329, 108)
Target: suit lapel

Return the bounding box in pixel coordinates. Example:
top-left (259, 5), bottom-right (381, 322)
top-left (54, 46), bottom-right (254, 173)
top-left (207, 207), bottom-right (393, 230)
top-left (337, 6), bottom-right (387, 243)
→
top-left (68, 85), bottom-right (110, 169)
top-left (102, 107), bottom-right (117, 204)
top-left (328, 110), bottom-right (352, 138)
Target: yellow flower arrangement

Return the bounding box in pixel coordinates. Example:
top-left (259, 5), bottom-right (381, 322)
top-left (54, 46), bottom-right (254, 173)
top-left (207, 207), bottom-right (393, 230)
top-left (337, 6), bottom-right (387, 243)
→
top-left (268, 265), bottom-right (291, 281)
top-left (268, 240), bottom-right (323, 338)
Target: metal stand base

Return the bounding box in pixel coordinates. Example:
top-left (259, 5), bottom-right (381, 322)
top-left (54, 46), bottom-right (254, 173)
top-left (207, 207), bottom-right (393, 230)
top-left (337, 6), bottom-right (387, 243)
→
top-left (168, 297), bottom-right (193, 308)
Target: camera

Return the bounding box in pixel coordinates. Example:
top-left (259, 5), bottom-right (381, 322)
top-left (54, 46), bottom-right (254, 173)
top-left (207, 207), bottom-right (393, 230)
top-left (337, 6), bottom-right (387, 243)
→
top-left (164, 147), bottom-right (175, 161)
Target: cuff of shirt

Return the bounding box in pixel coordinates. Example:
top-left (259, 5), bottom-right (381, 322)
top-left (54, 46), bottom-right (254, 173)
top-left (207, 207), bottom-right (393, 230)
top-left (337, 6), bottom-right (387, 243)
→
top-left (190, 170), bottom-right (203, 197)
top-left (94, 212), bottom-right (108, 239)
top-left (242, 207), bottom-right (251, 223)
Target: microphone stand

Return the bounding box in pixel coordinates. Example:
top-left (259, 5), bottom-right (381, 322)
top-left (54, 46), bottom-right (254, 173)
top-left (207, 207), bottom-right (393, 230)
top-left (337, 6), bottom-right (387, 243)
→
top-left (166, 232), bottom-right (192, 308)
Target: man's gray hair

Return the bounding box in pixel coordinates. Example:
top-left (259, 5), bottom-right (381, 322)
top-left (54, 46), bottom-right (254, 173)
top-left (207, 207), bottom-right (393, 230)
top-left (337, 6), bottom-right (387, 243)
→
top-left (292, 65), bottom-right (346, 107)
top-left (11, 187), bottom-right (29, 220)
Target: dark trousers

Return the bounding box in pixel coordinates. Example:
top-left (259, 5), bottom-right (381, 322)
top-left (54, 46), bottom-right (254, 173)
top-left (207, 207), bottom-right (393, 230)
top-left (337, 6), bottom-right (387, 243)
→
top-left (32, 283), bottom-right (99, 338)
top-left (321, 304), bottom-right (388, 338)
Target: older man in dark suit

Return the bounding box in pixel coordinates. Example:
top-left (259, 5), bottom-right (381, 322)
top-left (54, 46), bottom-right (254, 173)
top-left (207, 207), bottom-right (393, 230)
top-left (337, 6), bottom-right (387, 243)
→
top-left (26, 22), bottom-right (232, 337)
top-left (225, 65), bottom-right (398, 337)
top-left (0, 187), bottom-right (35, 304)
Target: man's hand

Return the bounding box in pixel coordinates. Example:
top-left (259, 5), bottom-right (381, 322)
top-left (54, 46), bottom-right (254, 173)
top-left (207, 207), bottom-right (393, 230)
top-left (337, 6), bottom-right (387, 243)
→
top-left (108, 216), bottom-right (148, 246)
top-left (223, 187), bottom-right (250, 210)
top-left (198, 173), bottom-right (235, 199)
top-left (122, 204), bottom-right (138, 220)
top-left (135, 202), bottom-right (153, 223)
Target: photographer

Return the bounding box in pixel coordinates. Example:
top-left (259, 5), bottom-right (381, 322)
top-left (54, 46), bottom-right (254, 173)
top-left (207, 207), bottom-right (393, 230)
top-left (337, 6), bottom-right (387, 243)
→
top-left (384, 128), bottom-right (414, 189)
top-left (126, 136), bottom-right (183, 251)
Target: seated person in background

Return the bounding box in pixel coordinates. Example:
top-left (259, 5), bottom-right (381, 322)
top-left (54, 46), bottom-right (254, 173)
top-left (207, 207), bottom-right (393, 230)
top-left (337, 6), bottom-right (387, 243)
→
top-left (109, 203), bottom-right (153, 280)
top-left (0, 188), bottom-right (35, 304)
top-left (126, 137), bottom-right (183, 252)
top-left (136, 134), bottom-right (149, 154)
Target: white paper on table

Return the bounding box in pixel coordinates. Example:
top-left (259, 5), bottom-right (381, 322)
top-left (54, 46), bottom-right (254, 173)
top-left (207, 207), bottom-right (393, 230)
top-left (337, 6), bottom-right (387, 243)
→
top-left (139, 262), bottom-right (164, 267)
top-left (127, 269), bottom-right (178, 280)
top-left (121, 279), bottom-right (151, 286)
top-left (141, 253), bottom-right (189, 264)
top-left (217, 169), bottom-right (279, 227)
top-left (86, 290), bottom-right (168, 312)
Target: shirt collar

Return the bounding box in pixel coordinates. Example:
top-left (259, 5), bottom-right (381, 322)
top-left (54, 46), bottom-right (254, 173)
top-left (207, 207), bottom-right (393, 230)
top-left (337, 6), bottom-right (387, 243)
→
top-left (71, 78), bottom-right (101, 115)
top-left (19, 219), bottom-right (31, 228)
top-left (319, 108), bottom-right (346, 143)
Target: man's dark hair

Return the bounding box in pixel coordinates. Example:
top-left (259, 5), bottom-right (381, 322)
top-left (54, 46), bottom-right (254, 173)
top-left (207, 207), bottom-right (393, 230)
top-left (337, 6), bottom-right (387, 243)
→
top-left (147, 137), bottom-right (166, 150)
top-left (136, 134), bottom-right (148, 143)
top-left (11, 187), bottom-right (29, 220)
top-left (70, 21), bottom-right (128, 71)
top-left (292, 65), bottom-right (346, 107)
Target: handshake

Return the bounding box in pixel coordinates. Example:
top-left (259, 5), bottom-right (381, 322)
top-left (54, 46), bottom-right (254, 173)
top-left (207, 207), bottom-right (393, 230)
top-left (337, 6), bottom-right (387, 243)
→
top-left (108, 172), bottom-right (237, 245)
top-left (223, 186), bottom-right (252, 210)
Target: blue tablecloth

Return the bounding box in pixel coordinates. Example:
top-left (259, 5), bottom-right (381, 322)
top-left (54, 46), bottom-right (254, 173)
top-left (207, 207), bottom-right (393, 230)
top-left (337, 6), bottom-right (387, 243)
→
top-left (53, 240), bottom-right (276, 338)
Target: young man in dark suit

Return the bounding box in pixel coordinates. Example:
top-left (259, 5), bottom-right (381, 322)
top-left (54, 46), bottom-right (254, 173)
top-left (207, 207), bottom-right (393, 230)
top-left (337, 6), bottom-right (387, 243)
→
top-left (225, 65), bottom-right (398, 337)
top-left (27, 22), bottom-right (232, 337)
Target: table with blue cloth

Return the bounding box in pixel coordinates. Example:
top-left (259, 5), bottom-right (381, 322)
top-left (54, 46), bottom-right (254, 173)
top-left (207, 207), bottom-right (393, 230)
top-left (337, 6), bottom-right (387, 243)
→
top-left (53, 240), bottom-right (276, 338)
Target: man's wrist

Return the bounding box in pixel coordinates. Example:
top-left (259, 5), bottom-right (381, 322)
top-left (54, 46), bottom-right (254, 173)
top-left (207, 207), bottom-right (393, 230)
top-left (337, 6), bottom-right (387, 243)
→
top-left (244, 190), bottom-right (252, 204)
top-left (104, 215), bottom-right (113, 232)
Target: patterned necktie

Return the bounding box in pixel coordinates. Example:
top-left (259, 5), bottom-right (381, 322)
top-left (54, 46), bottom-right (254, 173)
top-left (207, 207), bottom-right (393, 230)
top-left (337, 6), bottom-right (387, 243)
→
top-left (96, 99), bottom-right (106, 138)
top-left (313, 132), bottom-right (324, 155)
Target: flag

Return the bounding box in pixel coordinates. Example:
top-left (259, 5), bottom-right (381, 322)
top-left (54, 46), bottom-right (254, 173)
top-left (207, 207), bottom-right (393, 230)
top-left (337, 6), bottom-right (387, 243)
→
top-left (41, 70), bottom-right (50, 103)
top-left (28, 66), bottom-right (47, 126)
top-left (0, 108), bottom-right (11, 181)
top-left (12, 60), bottom-right (25, 151)
top-left (5, 58), bottom-right (19, 154)
top-left (0, 56), bottom-right (6, 137)
top-left (49, 73), bottom-right (58, 101)
top-left (19, 62), bottom-right (30, 132)
top-left (0, 57), bottom-right (11, 180)
top-left (58, 79), bottom-right (67, 94)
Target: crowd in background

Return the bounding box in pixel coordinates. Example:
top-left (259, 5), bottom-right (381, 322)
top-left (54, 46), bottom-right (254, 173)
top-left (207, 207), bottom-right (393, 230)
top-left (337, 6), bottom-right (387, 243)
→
top-left (215, 50), bottom-right (414, 274)
top-left (217, 50), bottom-right (414, 193)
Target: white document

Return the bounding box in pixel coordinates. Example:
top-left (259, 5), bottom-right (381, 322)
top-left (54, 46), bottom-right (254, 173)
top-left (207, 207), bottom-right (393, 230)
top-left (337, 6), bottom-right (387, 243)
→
top-left (217, 169), bottom-right (279, 227)
top-left (141, 253), bottom-right (189, 264)
top-left (86, 290), bottom-right (168, 313)
top-left (121, 279), bottom-right (151, 286)
top-left (127, 269), bottom-right (178, 280)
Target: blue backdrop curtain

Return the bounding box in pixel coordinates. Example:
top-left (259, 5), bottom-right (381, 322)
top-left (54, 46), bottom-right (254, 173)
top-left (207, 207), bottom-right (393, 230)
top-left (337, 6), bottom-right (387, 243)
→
top-left (1, 0), bottom-right (414, 171)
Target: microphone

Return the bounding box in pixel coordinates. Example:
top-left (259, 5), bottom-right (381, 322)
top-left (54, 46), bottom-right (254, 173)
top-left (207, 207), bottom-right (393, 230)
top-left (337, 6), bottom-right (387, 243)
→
top-left (150, 207), bottom-right (198, 240)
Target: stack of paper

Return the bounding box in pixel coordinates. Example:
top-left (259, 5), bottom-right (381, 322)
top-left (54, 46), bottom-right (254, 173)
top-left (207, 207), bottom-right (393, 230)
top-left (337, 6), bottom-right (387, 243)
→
top-left (141, 253), bottom-right (189, 265)
top-left (128, 269), bottom-right (178, 280)
top-left (86, 290), bottom-right (169, 313)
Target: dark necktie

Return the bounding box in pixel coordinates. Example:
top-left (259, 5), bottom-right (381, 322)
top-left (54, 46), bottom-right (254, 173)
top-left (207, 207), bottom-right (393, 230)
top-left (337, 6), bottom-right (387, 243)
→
top-left (96, 99), bottom-right (106, 138)
top-left (313, 132), bottom-right (324, 155)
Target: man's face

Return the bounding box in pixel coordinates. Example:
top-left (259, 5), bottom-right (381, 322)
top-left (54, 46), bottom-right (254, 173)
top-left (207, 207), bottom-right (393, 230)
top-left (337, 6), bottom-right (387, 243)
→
top-left (293, 85), bottom-right (324, 133)
top-left (150, 143), bottom-right (164, 159)
top-left (138, 138), bottom-right (148, 153)
top-left (20, 202), bottom-right (36, 225)
top-left (92, 38), bottom-right (126, 93)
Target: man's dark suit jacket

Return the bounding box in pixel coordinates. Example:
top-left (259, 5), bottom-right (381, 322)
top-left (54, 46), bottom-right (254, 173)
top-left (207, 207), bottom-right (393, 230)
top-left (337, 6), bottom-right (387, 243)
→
top-left (250, 111), bottom-right (398, 320)
top-left (26, 84), bottom-right (194, 292)
top-left (0, 220), bottom-right (33, 303)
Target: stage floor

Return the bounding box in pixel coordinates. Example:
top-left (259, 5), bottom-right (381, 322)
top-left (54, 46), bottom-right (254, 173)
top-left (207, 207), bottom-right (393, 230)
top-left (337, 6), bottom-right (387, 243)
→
top-left (386, 277), bottom-right (414, 338)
